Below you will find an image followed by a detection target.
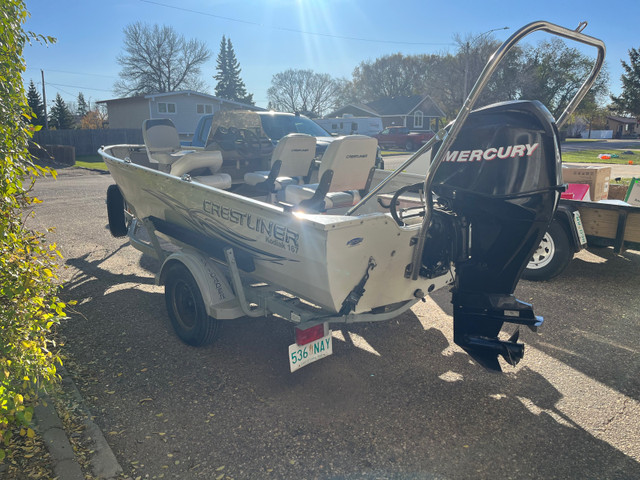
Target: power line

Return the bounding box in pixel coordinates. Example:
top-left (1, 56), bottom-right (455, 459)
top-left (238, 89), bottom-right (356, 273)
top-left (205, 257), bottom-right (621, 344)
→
top-left (140, 0), bottom-right (455, 47)
top-left (26, 67), bottom-right (117, 79)
top-left (41, 81), bottom-right (113, 93)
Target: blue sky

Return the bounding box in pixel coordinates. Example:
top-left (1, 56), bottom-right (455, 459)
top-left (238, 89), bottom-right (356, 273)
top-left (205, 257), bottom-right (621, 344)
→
top-left (24, 0), bottom-right (639, 111)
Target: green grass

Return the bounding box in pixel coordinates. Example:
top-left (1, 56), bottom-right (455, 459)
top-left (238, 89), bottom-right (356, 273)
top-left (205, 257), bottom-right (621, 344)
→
top-left (564, 138), bottom-right (601, 142)
top-left (75, 154), bottom-right (108, 171)
top-left (562, 149), bottom-right (638, 164)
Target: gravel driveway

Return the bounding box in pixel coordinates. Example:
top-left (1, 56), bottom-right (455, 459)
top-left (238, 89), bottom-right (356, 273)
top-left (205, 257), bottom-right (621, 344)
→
top-left (29, 167), bottom-right (640, 479)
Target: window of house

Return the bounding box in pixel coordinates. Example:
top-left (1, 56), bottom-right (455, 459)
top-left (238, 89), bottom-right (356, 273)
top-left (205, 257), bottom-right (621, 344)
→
top-left (197, 104), bottom-right (213, 115)
top-left (158, 102), bottom-right (176, 114)
top-left (414, 110), bottom-right (424, 129)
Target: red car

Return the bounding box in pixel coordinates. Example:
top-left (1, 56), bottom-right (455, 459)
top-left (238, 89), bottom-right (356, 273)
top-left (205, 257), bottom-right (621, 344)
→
top-left (374, 126), bottom-right (435, 151)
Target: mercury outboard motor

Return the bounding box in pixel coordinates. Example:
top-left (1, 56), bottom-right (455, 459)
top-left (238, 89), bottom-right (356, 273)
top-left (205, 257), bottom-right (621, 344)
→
top-left (432, 100), bottom-right (563, 370)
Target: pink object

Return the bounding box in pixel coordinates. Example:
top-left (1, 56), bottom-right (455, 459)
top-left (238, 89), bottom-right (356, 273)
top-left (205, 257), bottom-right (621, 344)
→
top-left (561, 183), bottom-right (590, 201)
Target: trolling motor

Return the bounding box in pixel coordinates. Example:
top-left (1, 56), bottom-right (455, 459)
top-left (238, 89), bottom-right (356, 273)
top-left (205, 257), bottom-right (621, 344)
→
top-left (432, 100), bottom-right (562, 370)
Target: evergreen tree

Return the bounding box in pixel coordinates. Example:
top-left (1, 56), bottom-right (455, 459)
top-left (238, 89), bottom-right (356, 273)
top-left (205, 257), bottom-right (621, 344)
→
top-left (214, 36), bottom-right (254, 105)
top-left (611, 47), bottom-right (640, 117)
top-left (77, 92), bottom-right (89, 117)
top-left (26, 79), bottom-right (45, 126)
top-left (48, 93), bottom-right (74, 129)
top-left (214, 35), bottom-right (229, 99)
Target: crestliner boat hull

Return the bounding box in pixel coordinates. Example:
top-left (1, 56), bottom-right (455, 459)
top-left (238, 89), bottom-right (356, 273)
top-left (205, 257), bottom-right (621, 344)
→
top-left (103, 149), bottom-right (451, 315)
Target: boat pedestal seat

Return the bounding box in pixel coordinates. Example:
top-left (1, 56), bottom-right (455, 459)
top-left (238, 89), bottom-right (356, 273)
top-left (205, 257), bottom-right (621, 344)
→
top-left (243, 133), bottom-right (316, 193)
top-left (151, 150), bottom-right (197, 167)
top-left (186, 173), bottom-right (233, 189)
top-left (142, 118), bottom-right (232, 189)
top-left (282, 135), bottom-right (377, 212)
top-left (244, 171), bottom-right (304, 191)
top-left (170, 150), bottom-right (231, 189)
top-left (284, 183), bottom-right (362, 210)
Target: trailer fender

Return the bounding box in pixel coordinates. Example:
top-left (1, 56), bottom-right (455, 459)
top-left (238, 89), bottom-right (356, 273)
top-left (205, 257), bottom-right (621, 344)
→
top-left (554, 204), bottom-right (585, 253)
top-left (157, 251), bottom-right (243, 320)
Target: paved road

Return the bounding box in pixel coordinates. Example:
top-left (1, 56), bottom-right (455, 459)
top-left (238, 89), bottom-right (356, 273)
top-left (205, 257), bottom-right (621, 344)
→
top-left (31, 168), bottom-right (640, 479)
top-left (560, 139), bottom-right (640, 152)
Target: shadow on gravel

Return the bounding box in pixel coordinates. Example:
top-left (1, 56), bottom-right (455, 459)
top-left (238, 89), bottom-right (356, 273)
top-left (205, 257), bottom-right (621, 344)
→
top-left (54, 243), bottom-right (640, 479)
top-left (518, 247), bottom-right (640, 403)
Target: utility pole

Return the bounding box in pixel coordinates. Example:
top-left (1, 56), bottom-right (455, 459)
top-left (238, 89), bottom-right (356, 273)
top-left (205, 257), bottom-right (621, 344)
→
top-left (462, 27), bottom-right (509, 102)
top-left (41, 69), bottom-right (48, 129)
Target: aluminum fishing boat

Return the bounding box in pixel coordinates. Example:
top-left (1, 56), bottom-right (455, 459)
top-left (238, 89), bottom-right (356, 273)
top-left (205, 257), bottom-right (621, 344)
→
top-left (100, 21), bottom-right (604, 372)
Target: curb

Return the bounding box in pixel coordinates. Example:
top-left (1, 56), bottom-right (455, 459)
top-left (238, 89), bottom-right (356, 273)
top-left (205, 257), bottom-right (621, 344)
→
top-left (35, 370), bottom-right (124, 479)
top-left (34, 396), bottom-right (84, 480)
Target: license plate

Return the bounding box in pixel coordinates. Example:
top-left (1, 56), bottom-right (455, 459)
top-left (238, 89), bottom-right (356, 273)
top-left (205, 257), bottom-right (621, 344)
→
top-left (288, 333), bottom-right (333, 372)
top-left (573, 211), bottom-right (587, 245)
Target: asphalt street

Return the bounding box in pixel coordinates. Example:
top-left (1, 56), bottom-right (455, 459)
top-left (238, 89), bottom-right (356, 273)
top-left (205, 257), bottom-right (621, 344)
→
top-left (30, 167), bottom-right (640, 479)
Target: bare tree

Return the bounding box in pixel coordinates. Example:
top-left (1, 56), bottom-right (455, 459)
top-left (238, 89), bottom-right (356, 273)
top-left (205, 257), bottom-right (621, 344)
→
top-left (267, 69), bottom-right (342, 117)
top-left (115, 22), bottom-right (211, 96)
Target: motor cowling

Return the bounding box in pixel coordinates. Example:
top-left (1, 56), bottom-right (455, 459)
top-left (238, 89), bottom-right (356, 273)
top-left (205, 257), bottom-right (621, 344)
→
top-left (431, 100), bottom-right (561, 370)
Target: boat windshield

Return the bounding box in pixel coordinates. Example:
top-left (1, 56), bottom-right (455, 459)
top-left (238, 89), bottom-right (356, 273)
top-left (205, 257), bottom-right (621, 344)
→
top-left (259, 113), bottom-right (330, 141)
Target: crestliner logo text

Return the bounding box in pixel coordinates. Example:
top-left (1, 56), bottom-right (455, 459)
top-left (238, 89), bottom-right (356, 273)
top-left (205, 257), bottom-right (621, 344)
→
top-left (202, 200), bottom-right (299, 251)
top-left (445, 143), bottom-right (539, 162)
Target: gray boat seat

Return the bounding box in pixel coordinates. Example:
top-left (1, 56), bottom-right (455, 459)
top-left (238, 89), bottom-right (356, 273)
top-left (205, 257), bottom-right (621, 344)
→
top-left (283, 135), bottom-right (377, 212)
top-left (169, 150), bottom-right (231, 189)
top-left (244, 133), bottom-right (316, 192)
top-left (142, 118), bottom-right (231, 189)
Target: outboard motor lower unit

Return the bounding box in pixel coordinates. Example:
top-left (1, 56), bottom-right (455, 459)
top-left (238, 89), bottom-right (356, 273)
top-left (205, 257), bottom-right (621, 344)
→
top-left (433, 100), bottom-right (563, 370)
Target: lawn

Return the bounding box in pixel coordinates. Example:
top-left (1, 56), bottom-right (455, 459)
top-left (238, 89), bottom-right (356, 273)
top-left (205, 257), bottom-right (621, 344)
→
top-left (75, 154), bottom-right (108, 171)
top-left (561, 149), bottom-right (638, 164)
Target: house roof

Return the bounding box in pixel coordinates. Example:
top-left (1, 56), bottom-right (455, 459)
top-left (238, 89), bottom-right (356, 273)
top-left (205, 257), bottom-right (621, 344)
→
top-left (366, 95), bottom-right (445, 118)
top-left (97, 90), bottom-right (263, 110)
top-left (607, 115), bottom-right (637, 124)
top-left (325, 95), bottom-right (445, 119)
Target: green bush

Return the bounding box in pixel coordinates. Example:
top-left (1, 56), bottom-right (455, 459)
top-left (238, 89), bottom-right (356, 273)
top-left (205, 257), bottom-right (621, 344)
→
top-left (0, 0), bottom-right (66, 462)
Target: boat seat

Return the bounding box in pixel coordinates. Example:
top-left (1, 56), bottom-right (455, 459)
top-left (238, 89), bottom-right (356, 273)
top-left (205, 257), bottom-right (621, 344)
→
top-left (244, 133), bottom-right (316, 192)
top-left (142, 118), bottom-right (231, 189)
top-left (283, 135), bottom-right (378, 212)
top-left (170, 150), bottom-right (232, 189)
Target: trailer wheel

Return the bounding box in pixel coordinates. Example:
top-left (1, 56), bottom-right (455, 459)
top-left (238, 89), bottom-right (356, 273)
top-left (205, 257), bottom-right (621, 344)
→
top-left (522, 220), bottom-right (572, 281)
top-left (165, 263), bottom-right (220, 346)
top-left (106, 184), bottom-right (128, 237)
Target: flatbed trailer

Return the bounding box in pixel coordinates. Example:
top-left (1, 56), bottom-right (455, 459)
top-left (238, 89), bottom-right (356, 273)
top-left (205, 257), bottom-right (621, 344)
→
top-left (524, 198), bottom-right (640, 280)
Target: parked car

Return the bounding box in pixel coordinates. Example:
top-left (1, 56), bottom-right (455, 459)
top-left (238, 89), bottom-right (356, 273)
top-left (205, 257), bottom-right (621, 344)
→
top-left (373, 126), bottom-right (435, 151)
top-left (184, 110), bottom-right (383, 182)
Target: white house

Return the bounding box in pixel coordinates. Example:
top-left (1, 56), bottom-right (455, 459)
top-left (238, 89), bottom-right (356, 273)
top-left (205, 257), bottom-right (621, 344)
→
top-left (97, 90), bottom-right (263, 140)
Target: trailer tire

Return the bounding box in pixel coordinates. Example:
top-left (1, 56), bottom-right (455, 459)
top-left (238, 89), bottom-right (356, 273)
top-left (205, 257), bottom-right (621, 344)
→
top-left (522, 220), bottom-right (572, 281)
top-left (106, 184), bottom-right (128, 238)
top-left (165, 263), bottom-right (220, 346)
